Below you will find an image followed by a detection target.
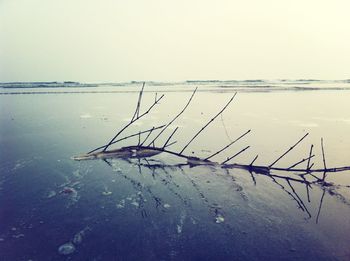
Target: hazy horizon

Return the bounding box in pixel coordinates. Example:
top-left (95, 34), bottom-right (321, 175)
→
top-left (1, 0), bottom-right (350, 82)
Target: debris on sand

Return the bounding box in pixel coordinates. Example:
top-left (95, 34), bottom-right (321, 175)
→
top-left (58, 242), bottom-right (75, 255)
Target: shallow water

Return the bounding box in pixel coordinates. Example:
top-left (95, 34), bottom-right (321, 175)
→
top-left (1, 84), bottom-right (350, 260)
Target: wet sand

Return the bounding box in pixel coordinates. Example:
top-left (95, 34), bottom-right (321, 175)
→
top-left (1, 85), bottom-right (350, 260)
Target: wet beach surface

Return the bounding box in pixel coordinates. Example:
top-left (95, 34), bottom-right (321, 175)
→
top-left (1, 83), bottom-right (350, 260)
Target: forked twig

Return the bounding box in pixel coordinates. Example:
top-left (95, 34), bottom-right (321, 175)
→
top-left (287, 155), bottom-right (315, 170)
top-left (222, 146), bottom-right (250, 164)
top-left (163, 127), bottom-right (179, 148)
top-left (269, 133), bottom-right (309, 168)
top-left (204, 129), bottom-right (251, 161)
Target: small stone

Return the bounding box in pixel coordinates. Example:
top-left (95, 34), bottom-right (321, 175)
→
top-left (58, 242), bottom-right (76, 255)
top-left (215, 214), bottom-right (225, 224)
top-left (163, 204), bottom-right (171, 208)
top-left (102, 191), bottom-right (112, 196)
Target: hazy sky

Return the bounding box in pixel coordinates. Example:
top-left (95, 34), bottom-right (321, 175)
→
top-left (1, 0), bottom-right (350, 82)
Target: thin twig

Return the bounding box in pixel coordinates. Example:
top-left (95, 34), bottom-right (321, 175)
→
top-left (132, 82), bottom-right (145, 121)
top-left (148, 87), bottom-right (197, 147)
top-left (250, 155), bottom-right (259, 166)
top-left (287, 155), bottom-right (315, 170)
top-left (269, 133), bottom-right (309, 168)
top-left (306, 144), bottom-right (314, 171)
top-left (140, 127), bottom-right (155, 146)
top-left (163, 127), bottom-right (179, 148)
top-left (164, 141), bottom-right (177, 148)
top-left (137, 131), bottom-right (141, 146)
top-left (321, 137), bottom-right (327, 169)
top-left (180, 93), bottom-right (237, 155)
top-left (204, 129), bottom-right (251, 160)
top-left (222, 146), bottom-right (250, 164)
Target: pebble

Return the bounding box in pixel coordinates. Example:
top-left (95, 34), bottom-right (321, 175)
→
top-left (58, 242), bottom-right (76, 255)
top-left (163, 204), bottom-right (171, 208)
top-left (215, 214), bottom-right (225, 224)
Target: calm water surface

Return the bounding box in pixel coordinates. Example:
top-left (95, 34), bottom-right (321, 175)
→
top-left (1, 85), bottom-right (350, 260)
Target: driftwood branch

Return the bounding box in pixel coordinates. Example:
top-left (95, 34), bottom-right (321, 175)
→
top-left (75, 83), bottom-right (350, 186)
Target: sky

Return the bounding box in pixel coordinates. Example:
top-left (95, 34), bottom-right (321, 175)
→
top-left (1, 0), bottom-right (350, 82)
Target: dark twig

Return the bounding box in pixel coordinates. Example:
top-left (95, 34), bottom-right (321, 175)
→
top-left (180, 93), bottom-right (237, 155)
top-left (148, 88), bottom-right (197, 147)
top-left (87, 125), bottom-right (165, 154)
top-left (164, 141), bottom-right (177, 148)
top-left (132, 82), bottom-right (145, 121)
top-left (269, 133), bottom-right (309, 168)
top-left (163, 127), bottom-right (179, 148)
top-left (321, 138), bottom-right (327, 181)
top-left (306, 144), bottom-right (314, 171)
top-left (222, 146), bottom-right (250, 164)
top-left (140, 127), bottom-right (155, 146)
top-left (250, 155), bottom-right (259, 166)
top-left (137, 131), bottom-right (141, 146)
top-left (287, 155), bottom-right (315, 170)
top-left (204, 129), bottom-right (251, 160)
